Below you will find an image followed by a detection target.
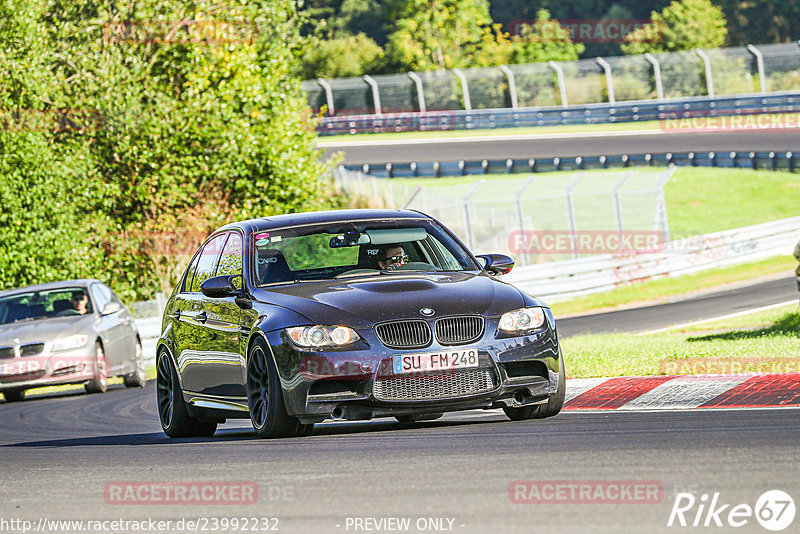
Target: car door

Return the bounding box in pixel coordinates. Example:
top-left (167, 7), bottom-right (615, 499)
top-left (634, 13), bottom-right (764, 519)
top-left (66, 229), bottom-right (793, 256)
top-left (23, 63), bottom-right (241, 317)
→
top-left (175, 233), bottom-right (229, 394)
top-left (200, 231), bottom-right (246, 397)
top-left (90, 283), bottom-right (130, 375)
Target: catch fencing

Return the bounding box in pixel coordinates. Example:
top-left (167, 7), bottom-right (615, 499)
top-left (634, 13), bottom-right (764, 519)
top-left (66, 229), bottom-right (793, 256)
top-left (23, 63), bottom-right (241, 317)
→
top-left (504, 216), bottom-right (800, 302)
top-left (303, 41), bottom-right (800, 128)
top-left (334, 166), bottom-right (674, 266)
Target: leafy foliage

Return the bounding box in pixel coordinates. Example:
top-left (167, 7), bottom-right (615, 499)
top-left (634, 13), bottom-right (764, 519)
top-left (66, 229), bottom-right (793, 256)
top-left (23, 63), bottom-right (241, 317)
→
top-left (301, 33), bottom-right (385, 78)
top-left (0, 0), bottom-right (333, 301)
top-left (621, 0), bottom-right (728, 54)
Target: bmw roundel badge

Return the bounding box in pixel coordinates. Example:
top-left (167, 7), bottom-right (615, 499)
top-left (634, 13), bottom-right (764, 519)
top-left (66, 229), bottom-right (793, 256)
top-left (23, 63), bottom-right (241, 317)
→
top-left (420, 308), bottom-right (435, 317)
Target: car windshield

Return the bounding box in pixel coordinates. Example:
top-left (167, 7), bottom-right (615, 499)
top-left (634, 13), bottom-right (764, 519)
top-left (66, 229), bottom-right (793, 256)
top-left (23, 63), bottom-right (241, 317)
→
top-left (254, 219), bottom-right (478, 285)
top-left (0, 287), bottom-right (93, 325)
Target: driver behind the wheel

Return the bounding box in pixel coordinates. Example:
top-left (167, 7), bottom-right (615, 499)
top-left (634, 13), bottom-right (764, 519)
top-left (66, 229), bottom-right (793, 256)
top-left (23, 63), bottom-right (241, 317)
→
top-left (71, 291), bottom-right (89, 315)
top-left (377, 245), bottom-right (408, 271)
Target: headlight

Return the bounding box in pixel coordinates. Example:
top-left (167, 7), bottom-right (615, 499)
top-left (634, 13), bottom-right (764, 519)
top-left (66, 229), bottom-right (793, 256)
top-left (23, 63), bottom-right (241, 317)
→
top-left (52, 335), bottom-right (89, 352)
top-left (285, 326), bottom-right (360, 348)
top-left (498, 307), bottom-right (546, 333)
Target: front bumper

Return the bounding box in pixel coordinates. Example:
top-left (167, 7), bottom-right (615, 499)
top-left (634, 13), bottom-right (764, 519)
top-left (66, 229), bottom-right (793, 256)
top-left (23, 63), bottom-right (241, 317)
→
top-left (265, 324), bottom-right (561, 423)
top-left (0, 350), bottom-right (96, 392)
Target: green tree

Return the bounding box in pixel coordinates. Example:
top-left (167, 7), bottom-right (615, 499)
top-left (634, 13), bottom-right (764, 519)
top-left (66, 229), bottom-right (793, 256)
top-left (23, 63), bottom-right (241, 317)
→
top-left (621, 0), bottom-right (728, 54)
top-left (301, 33), bottom-right (385, 78)
top-left (505, 10), bottom-right (585, 64)
top-left (385, 0), bottom-right (495, 70)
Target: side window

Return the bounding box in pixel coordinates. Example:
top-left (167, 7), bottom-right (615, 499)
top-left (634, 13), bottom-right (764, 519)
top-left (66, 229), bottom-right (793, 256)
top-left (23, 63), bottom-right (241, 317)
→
top-left (189, 233), bottom-right (229, 292)
top-left (216, 233), bottom-right (243, 278)
top-left (106, 285), bottom-right (124, 306)
top-left (91, 284), bottom-right (112, 313)
top-left (182, 251), bottom-right (202, 293)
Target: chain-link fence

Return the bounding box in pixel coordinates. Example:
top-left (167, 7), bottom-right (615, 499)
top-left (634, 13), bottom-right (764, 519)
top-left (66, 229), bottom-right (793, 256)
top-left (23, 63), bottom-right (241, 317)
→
top-left (303, 42), bottom-right (800, 116)
top-left (334, 167), bottom-right (674, 264)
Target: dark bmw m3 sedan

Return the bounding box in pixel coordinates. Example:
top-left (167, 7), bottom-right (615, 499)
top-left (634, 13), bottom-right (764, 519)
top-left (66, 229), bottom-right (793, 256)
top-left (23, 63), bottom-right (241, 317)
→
top-left (156, 209), bottom-right (564, 438)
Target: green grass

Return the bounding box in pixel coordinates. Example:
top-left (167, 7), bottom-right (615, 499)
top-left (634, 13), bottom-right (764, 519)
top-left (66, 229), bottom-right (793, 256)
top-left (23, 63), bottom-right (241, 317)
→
top-left (551, 255), bottom-right (795, 317)
top-left (665, 167), bottom-right (800, 237)
top-left (562, 307), bottom-right (800, 379)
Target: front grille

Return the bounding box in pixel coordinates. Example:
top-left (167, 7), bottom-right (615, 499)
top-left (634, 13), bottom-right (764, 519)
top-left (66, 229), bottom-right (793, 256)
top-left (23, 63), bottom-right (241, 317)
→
top-left (435, 316), bottom-right (484, 345)
top-left (20, 343), bottom-right (44, 357)
top-left (375, 320), bottom-right (432, 349)
top-left (0, 347), bottom-right (13, 359)
top-left (373, 369), bottom-right (495, 401)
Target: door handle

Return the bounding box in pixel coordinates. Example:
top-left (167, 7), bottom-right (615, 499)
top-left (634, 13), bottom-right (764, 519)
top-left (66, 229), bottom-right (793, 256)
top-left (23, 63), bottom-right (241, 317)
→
top-left (196, 312), bottom-right (208, 324)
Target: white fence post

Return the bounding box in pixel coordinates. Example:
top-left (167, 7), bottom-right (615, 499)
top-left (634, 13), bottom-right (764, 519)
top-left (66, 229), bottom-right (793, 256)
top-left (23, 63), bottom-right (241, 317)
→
top-left (644, 53), bottom-right (664, 100)
top-left (695, 49), bottom-right (715, 98)
top-left (452, 68), bottom-right (472, 111)
top-left (499, 65), bottom-right (519, 109)
top-left (548, 61), bottom-right (568, 107)
top-left (746, 44), bottom-right (767, 94)
top-left (317, 78), bottom-right (335, 116)
top-left (407, 71), bottom-right (426, 113)
top-left (363, 75), bottom-right (382, 115)
top-left (595, 57), bottom-right (615, 104)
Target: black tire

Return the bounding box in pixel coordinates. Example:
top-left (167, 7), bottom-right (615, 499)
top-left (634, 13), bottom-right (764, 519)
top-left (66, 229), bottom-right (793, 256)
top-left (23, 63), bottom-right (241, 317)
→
top-left (395, 413), bottom-right (444, 423)
top-left (246, 339), bottom-right (301, 439)
top-left (123, 339), bottom-right (147, 388)
top-left (85, 342), bottom-right (108, 394)
top-left (156, 351), bottom-right (217, 438)
top-left (503, 351), bottom-right (566, 421)
top-left (4, 389), bottom-right (25, 402)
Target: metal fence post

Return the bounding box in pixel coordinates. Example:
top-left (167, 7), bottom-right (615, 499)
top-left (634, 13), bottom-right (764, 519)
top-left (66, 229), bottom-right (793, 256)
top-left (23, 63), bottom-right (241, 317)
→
top-left (515, 177), bottom-right (536, 265)
top-left (595, 57), bottom-right (615, 104)
top-left (548, 61), bottom-right (568, 107)
top-left (746, 44), bottom-right (767, 94)
top-left (695, 49), bottom-right (715, 98)
top-left (643, 53), bottom-right (664, 101)
top-left (452, 68), bottom-right (472, 111)
top-left (565, 173), bottom-right (584, 258)
top-left (462, 180), bottom-right (485, 249)
top-left (655, 167), bottom-right (676, 243)
top-left (317, 78), bottom-right (335, 116)
top-left (499, 65), bottom-right (519, 109)
top-left (363, 75), bottom-right (382, 115)
top-left (407, 71), bottom-right (426, 113)
top-left (613, 171), bottom-right (633, 235)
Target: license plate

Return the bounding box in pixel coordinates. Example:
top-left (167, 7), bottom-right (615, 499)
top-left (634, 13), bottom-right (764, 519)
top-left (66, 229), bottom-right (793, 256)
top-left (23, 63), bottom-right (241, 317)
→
top-left (393, 349), bottom-right (479, 374)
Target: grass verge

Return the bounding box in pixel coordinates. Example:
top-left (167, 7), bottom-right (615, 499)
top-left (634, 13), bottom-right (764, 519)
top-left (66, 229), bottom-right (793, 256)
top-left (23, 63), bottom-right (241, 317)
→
top-left (551, 255), bottom-right (795, 317)
top-left (561, 305), bottom-right (800, 379)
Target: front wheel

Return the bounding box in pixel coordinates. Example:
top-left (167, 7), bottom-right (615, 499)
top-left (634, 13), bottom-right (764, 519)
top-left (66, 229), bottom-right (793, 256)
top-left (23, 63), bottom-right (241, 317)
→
top-left (156, 351), bottom-right (217, 438)
top-left (503, 351), bottom-right (566, 421)
top-left (123, 339), bottom-right (147, 388)
top-left (85, 342), bottom-right (108, 394)
top-left (247, 339), bottom-right (302, 438)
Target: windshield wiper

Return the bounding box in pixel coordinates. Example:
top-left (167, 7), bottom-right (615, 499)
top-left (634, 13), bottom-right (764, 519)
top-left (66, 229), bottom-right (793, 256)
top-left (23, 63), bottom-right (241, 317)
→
top-left (334, 270), bottom-right (381, 279)
top-left (14, 315), bottom-right (49, 323)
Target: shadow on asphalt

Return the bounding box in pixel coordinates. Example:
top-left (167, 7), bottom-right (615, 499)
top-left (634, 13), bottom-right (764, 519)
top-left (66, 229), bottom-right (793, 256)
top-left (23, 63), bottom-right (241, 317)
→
top-left (3, 416), bottom-right (515, 448)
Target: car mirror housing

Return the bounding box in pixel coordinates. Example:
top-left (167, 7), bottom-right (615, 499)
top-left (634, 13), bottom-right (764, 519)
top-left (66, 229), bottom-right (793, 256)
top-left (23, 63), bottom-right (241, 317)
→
top-left (101, 302), bottom-right (122, 315)
top-left (200, 275), bottom-right (241, 298)
top-left (476, 254), bottom-right (515, 275)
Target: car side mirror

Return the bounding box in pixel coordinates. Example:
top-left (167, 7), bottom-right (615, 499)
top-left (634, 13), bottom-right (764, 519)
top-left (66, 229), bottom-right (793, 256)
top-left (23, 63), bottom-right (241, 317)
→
top-left (476, 254), bottom-right (515, 275)
top-left (200, 275), bottom-right (241, 298)
top-left (101, 302), bottom-right (122, 315)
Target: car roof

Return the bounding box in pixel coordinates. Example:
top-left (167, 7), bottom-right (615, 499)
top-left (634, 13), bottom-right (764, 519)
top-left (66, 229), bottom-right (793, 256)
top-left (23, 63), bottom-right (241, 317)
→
top-left (0, 279), bottom-right (101, 299)
top-left (215, 209), bottom-right (431, 235)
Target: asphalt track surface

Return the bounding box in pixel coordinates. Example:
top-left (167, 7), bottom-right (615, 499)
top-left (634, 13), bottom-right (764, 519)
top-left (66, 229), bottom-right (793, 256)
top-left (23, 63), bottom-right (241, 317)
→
top-left (320, 129), bottom-right (800, 165)
top-left (1, 385), bottom-right (799, 534)
top-left (557, 274), bottom-right (798, 337)
top-left (1, 274), bottom-right (799, 533)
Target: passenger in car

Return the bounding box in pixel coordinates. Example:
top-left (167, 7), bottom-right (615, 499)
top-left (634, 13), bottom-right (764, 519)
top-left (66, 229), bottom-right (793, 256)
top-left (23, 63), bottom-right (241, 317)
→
top-left (377, 245), bottom-right (408, 271)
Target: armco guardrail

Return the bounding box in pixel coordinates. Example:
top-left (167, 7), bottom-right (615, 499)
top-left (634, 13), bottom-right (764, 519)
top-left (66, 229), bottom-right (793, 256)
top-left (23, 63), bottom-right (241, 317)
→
top-left (504, 216), bottom-right (800, 302)
top-left (345, 150), bottom-right (800, 178)
top-left (320, 92), bottom-right (800, 135)
top-left (317, 91), bottom-right (800, 135)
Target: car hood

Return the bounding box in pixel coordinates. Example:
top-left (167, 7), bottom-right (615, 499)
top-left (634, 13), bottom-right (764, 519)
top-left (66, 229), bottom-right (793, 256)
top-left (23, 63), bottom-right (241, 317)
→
top-left (252, 272), bottom-right (526, 327)
top-left (0, 315), bottom-right (94, 346)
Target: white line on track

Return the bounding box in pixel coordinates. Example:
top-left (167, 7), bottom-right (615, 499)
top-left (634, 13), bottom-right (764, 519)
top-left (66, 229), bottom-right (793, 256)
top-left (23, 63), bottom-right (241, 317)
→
top-left (316, 129), bottom-right (668, 148)
top-left (636, 299), bottom-right (798, 335)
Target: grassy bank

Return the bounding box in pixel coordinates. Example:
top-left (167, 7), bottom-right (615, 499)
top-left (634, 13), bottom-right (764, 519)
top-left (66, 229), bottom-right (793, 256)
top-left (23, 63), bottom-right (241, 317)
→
top-left (562, 305), bottom-right (800, 379)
